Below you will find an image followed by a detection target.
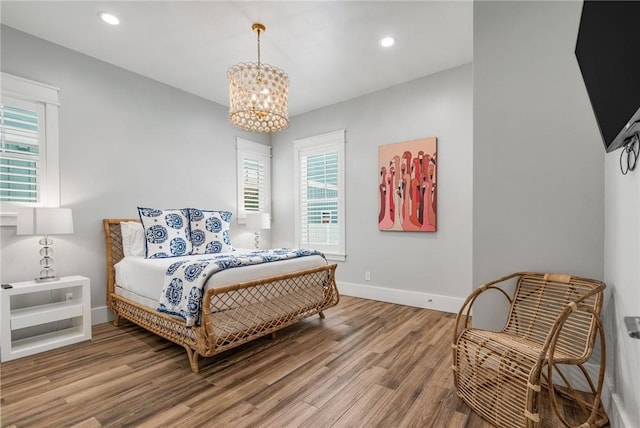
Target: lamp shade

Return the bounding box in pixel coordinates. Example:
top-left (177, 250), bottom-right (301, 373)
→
top-left (246, 212), bottom-right (270, 230)
top-left (17, 207), bottom-right (74, 235)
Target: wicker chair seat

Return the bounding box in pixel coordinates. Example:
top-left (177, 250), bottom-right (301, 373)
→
top-left (458, 328), bottom-right (574, 363)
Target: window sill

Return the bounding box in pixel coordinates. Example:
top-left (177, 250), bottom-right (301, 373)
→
top-left (325, 253), bottom-right (346, 262)
top-left (0, 212), bottom-right (17, 227)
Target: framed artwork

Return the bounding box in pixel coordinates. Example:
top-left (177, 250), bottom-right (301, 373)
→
top-left (378, 137), bottom-right (437, 232)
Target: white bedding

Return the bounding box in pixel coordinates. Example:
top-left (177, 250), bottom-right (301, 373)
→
top-left (114, 248), bottom-right (327, 309)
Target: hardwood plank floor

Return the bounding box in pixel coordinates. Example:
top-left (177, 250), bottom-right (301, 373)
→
top-left (0, 296), bottom-right (607, 427)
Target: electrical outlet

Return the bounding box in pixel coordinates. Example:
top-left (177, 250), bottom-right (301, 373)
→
top-left (65, 292), bottom-right (73, 301)
top-left (365, 271), bottom-right (371, 281)
top-left (624, 317), bottom-right (640, 339)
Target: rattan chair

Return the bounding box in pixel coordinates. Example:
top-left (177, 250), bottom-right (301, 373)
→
top-left (452, 272), bottom-right (608, 427)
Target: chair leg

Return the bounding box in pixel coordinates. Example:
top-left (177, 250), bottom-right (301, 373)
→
top-left (185, 346), bottom-right (200, 373)
top-left (546, 318), bottom-right (609, 427)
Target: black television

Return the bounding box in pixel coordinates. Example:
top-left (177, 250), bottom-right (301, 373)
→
top-left (575, 0), bottom-right (640, 153)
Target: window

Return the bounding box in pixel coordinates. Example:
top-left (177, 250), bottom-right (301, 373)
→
top-left (236, 138), bottom-right (271, 223)
top-left (294, 130), bottom-right (346, 261)
top-left (1, 73), bottom-right (60, 226)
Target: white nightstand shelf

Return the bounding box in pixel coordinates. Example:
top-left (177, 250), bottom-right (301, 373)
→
top-left (1, 275), bottom-right (91, 362)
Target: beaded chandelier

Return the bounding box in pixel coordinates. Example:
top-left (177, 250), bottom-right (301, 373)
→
top-left (227, 23), bottom-right (289, 133)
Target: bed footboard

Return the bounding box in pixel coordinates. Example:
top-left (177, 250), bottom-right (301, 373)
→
top-left (201, 264), bottom-right (339, 351)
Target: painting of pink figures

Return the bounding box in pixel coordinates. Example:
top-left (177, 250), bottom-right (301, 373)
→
top-left (378, 137), bottom-right (437, 232)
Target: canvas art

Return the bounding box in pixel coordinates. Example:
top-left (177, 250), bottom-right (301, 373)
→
top-left (378, 137), bottom-right (437, 231)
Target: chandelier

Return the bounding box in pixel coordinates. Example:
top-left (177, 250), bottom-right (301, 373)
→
top-left (227, 23), bottom-right (289, 133)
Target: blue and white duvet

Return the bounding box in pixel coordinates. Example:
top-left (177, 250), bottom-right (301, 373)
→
top-left (157, 248), bottom-right (325, 327)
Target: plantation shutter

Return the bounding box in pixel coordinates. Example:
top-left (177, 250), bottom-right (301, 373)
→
top-left (242, 157), bottom-right (266, 213)
top-left (299, 151), bottom-right (339, 246)
top-left (236, 138), bottom-right (271, 222)
top-left (0, 99), bottom-right (42, 203)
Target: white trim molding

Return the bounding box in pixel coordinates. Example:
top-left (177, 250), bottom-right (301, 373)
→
top-left (337, 281), bottom-right (465, 314)
top-left (236, 138), bottom-right (271, 224)
top-left (1, 73), bottom-right (61, 226)
top-left (293, 129), bottom-right (346, 260)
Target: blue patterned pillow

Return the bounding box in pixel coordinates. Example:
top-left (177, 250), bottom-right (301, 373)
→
top-left (188, 209), bottom-right (232, 254)
top-left (138, 207), bottom-right (192, 258)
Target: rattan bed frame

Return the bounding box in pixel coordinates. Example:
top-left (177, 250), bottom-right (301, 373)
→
top-left (103, 218), bottom-right (340, 373)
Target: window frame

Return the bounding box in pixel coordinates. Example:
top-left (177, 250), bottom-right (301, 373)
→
top-left (1, 73), bottom-right (60, 226)
top-left (293, 129), bottom-right (346, 261)
top-left (236, 138), bottom-right (271, 224)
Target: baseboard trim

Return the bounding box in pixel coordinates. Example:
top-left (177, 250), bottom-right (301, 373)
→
top-left (92, 284), bottom-right (464, 324)
top-left (336, 281), bottom-right (464, 314)
top-left (568, 363), bottom-right (629, 427)
top-left (91, 305), bottom-right (111, 325)
top-left (602, 378), bottom-right (632, 428)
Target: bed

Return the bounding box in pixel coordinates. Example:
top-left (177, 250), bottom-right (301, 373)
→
top-left (103, 218), bottom-right (340, 373)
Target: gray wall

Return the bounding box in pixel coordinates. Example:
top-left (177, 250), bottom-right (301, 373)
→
top-left (272, 64), bottom-right (473, 305)
top-left (473, 1), bottom-right (604, 316)
top-left (0, 26), bottom-right (269, 312)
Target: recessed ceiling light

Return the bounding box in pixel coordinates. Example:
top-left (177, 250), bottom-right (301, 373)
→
top-left (380, 37), bottom-right (395, 48)
top-left (98, 12), bottom-right (120, 26)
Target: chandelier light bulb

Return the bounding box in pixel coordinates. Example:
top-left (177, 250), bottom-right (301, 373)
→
top-left (380, 36), bottom-right (395, 48)
top-left (98, 12), bottom-right (120, 26)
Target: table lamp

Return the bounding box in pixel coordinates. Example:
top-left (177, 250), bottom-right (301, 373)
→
top-left (17, 207), bottom-right (74, 282)
top-left (246, 212), bottom-right (270, 249)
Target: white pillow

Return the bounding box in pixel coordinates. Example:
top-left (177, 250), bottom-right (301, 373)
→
top-left (120, 221), bottom-right (145, 257)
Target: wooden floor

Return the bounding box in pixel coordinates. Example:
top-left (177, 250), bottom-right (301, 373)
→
top-left (1, 296), bottom-right (607, 427)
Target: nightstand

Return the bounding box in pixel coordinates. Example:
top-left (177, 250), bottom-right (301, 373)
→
top-left (0, 275), bottom-right (91, 362)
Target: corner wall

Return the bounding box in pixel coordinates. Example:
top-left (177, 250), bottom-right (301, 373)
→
top-left (473, 1), bottom-right (604, 313)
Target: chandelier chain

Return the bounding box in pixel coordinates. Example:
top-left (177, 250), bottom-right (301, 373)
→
top-left (256, 27), bottom-right (261, 68)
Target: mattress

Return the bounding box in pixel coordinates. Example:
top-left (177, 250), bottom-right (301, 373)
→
top-left (114, 248), bottom-right (327, 309)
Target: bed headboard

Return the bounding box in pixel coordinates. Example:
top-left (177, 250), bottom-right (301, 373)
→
top-left (103, 218), bottom-right (139, 309)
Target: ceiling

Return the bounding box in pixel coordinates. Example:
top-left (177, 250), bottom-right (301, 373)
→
top-left (0, 1), bottom-right (473, 116)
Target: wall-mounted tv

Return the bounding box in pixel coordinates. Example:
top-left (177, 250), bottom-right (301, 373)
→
top-left (575, 0), bottom-right (640, 153)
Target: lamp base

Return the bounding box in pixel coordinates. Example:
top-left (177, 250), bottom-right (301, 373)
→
top-left (35, 276), bottom-right (59, 283)
top-left (38, 237), bottom-right (56, 282)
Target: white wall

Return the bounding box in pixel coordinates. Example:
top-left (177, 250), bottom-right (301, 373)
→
top-left (604, 153), bottom-right (640, 427)
top-left (0, 26), bottom-right (270, 319)
top-left (271, 64), bottom-right (473, 312)
top-left (474, 2), bottom-right (637, 427)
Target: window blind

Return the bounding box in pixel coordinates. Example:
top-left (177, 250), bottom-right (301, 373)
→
top-left (243, 157), bottom-right (266, 213)
top-left (300, 151), bottom-right (339, 246)
top-left (0, 104), bottom-right (40, 203)
top-left (236, 138), bottom-right (271, 222)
